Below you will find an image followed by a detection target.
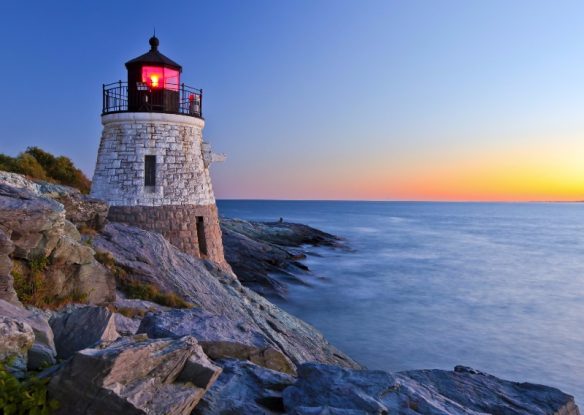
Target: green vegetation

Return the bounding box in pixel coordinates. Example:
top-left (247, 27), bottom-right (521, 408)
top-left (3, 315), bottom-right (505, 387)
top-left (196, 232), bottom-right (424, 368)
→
top-left (11, 257), bottom-right (88, 309)
top-left (0, 363), bottom-right (59, 415)
top-left (95, 250), bottom-right (192, 309)
top-left (0, 147), bottom-right (91, 194)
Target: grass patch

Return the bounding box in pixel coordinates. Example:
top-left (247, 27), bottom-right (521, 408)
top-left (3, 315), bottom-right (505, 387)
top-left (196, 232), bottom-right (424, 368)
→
top-left (95, 251), bottom-right (192, 309)
top-left (12, 257), bottom-right (88, 309)
top-left (0, 362), bottom-right (59, 414)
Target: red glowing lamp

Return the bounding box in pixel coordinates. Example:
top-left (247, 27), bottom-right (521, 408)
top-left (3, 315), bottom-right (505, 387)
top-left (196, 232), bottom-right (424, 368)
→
top-left (141, 66), bottom-right (180, 91)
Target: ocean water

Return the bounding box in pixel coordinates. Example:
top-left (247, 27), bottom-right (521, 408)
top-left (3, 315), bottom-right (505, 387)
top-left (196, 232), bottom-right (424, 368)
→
top-left (217, 200), bottom-right (584, 403)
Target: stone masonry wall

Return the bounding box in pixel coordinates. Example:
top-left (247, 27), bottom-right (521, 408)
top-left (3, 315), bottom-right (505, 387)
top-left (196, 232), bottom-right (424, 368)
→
top-left (91, 113), bottom-right (215, 207)
top-left (108, 204), bottom-right (227, 268)
top-left (91, 112), bottom-right (227, 268)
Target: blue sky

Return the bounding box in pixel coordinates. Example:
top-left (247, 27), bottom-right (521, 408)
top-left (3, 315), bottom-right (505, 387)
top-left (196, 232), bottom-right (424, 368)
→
top-left (2, 1), bottom-right (584, 200)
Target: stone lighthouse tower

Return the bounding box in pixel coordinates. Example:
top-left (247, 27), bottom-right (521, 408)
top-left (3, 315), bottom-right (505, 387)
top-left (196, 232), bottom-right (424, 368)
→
top-left (91, 36), bottom-right (227, 268)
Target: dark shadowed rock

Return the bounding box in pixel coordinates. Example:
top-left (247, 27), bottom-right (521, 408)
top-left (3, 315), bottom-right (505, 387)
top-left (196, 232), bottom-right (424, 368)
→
top-left (222, 218), bottom-right (341, 248)
top-left (50, 305), bottom-right (119, 359)
top-left (138, 308), bottom-right (296, 375)
top-left (221, 218), bottom-right (343, 297)
top-left (48, 335), bottom-right (217, 415)
top-left (0, 299), bottom-right (56, 369)
top-left (193, 359), bottom-right (295, 415)
top-left (94, 222), bottom-right (361, 370)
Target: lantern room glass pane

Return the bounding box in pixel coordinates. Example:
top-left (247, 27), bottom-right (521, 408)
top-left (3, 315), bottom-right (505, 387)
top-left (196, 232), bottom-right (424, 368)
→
top-left (141, 66), bottom-right (180, 91)
top-left (163, 68), bottom-right (179, 91)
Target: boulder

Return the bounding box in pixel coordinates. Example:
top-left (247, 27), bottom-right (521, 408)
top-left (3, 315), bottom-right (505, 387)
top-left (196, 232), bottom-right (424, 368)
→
top-left (0, 299), bottom-right (56, 369)
top-left (0, 316), bottom-right (34, 377)
top-left (177, 344), bottom-right (223, 390)
top-left (49, 305), bottom-right (119, 359)
top-left (48, 335), bottom-right (220, 415)
top-left (94, 222), bottom-right (360, 370)
top-left (193, 359), bottom-right (295, 415)
top-left (0, 183), bottom-right (115, 304)
top-left (114, 312), bottom-right (141, 336)
top-left (138, 308), bottom-right (296, 375)
top-left (281, 363), bottom-right (581, 415)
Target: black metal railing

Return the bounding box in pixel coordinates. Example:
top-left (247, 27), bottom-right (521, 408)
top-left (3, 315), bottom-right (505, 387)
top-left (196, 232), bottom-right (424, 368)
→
top-left (102, 81), bottom-right (203, 118)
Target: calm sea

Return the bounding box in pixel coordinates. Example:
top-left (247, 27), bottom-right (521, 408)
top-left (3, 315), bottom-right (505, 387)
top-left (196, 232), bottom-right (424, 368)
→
top-left (217, 200), bottom-right (584, 403)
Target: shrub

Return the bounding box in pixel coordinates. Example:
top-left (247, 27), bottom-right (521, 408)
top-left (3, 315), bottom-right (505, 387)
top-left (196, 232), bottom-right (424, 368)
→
top-left (14, 154), bottom-right (48, 181)
top-left (0, 147), bottom-right (91, 194)
top-left (0, 362), bottom-right (59, 415)
top-left (25, 148), bottom-right (91, 194)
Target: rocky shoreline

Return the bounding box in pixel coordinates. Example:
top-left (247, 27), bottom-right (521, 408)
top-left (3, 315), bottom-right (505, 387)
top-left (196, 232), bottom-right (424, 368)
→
top-left (0, 171), bottom-right (580, 414)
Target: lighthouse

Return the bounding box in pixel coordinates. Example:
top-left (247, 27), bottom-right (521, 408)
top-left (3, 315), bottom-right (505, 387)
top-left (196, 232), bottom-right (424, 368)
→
top-left (91, 36), bottom-right (227, 268)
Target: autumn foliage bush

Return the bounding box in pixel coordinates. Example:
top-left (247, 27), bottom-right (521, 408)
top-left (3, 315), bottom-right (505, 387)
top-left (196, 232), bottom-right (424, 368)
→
top-left (0, 147), bottom-right (91, 194)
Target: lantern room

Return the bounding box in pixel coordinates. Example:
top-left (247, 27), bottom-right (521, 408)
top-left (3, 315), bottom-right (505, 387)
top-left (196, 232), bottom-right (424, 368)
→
top-left (102, 36), bottom-right (203, 118)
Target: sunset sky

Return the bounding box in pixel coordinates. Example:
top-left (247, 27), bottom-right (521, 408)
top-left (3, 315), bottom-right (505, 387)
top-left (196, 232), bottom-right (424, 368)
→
top-left (1, 0), bottom-right (584, 201)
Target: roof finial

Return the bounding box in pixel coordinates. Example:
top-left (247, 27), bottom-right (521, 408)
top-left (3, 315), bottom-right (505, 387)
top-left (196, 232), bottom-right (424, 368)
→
top-left (149, 29), bottom-right (159, 51)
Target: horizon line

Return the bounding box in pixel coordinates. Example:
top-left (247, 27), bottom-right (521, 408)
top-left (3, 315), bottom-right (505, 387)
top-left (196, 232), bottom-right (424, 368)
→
top-left (216, 198), bottom-right (584, 204)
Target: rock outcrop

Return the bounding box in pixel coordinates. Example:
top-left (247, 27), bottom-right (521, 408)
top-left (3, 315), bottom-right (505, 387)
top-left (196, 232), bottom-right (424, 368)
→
top-left (138, 308), bottom-right (296, 375)
top-left (280, 363), bottom-right (580, 415)
top-left (221, 218), bottom-right (343, 297)
top-left (94, 222), bottom-right (360, 370)
top-left (48, 335), bottom-right (221, 415)
top-left (0, 171), bottom-right (108, 232)
top-left (0, 183), bottom-right (115, 305)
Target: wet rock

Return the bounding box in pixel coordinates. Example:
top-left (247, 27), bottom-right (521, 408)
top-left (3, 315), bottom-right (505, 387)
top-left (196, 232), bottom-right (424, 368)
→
top-left (0, 299), bottom-right (56, 369)
top-left (138, 308), bottom-right (296, 375)
top-left (194, 359), bottom-right (295, 415)
top-left (94, 222), bottom-right (360, 370)
top-left (0, 316), bottom-right (34, 377)
top-left (50, 305), bottom-right (119, 359)
top-left (48, 335), bottom-right (217, 415)
top-left (0, 183), bottom-right (115, 304)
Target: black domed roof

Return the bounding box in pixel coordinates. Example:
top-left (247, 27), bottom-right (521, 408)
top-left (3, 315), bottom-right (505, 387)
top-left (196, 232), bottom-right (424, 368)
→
top-left (125, 36), bottom-right (182, 71)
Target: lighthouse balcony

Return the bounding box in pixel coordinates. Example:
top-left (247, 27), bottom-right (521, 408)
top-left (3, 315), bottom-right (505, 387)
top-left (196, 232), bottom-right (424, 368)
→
top-left (102, 81), bottom-right (203, 118)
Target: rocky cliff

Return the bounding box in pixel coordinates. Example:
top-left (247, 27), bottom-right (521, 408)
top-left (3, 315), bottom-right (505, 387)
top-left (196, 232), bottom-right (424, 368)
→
top-left (0, 172), bottom-right (579, 415)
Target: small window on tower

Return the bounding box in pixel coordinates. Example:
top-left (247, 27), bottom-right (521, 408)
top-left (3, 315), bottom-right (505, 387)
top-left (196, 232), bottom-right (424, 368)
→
top-left (144, 155), bottom-right (156, 187)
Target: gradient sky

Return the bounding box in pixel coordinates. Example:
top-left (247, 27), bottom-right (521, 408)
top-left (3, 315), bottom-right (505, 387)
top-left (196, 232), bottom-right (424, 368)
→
top-left (1, 0), bottom-right (584, 201)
